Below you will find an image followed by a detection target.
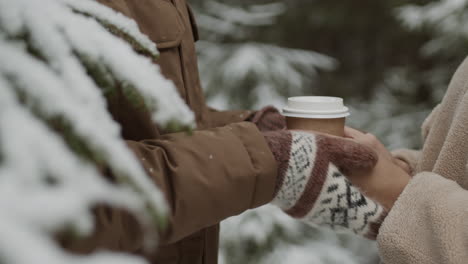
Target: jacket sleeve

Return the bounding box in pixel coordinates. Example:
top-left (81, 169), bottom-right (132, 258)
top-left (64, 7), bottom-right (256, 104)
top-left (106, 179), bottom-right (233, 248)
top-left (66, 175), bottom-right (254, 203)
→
top-left (378, 172), bottom-right (468, 264)
top-left (127, 121), bottom-right (277, 244)
top-left (205, 106), bottom-right (287, 132)
top-left (61, 122), bottom-right (277, 253)
top-left (204, 107), bottom-right (254, 128)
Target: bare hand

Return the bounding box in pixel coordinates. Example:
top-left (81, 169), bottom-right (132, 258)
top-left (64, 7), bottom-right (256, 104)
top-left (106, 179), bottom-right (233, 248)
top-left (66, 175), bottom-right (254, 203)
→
top-left (344, 127), bottom-right (411, 210)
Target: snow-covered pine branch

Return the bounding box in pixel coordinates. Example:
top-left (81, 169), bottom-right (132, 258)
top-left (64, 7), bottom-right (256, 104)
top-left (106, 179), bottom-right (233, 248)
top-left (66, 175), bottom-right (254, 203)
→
top-left (195, 1), bottom-right (286, 38)
top-left (398, 0), bottom-right (468, 56)
top-left (198, 41), bottom-right (336, 109)
top-left (193, 1), bottom-right (336, 110)
top-left (396, 0), bottom-right (468, 105)
top-left (63, 0), bottom-right (158, 57)
top-left (399, 0), bottom-right (467, 35)
top-left (0, 0), bottom-right (194, 263)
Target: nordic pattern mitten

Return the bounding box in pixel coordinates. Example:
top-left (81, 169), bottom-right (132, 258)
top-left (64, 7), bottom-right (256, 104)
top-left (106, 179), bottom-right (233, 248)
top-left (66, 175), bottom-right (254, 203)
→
top-left (264, 130), bottom-right (387, 239)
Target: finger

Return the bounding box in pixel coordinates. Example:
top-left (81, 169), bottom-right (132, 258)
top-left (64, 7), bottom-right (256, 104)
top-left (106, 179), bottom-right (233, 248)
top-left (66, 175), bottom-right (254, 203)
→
top-left (394, 158), bottom-right (412, 175)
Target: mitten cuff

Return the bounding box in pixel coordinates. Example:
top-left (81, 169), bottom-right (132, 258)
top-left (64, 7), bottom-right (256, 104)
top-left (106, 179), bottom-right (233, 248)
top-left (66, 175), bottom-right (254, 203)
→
top-left (249, 106), bottom-right (286, 132)
top-left (262, 130), bottom-right (293, 195)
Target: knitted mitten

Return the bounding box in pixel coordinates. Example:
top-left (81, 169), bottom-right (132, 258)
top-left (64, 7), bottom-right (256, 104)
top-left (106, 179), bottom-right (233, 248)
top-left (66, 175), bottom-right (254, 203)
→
top-left (249, 106), bottom-right (286, 132)
top-left (264, 130), bottom-right (387, 239)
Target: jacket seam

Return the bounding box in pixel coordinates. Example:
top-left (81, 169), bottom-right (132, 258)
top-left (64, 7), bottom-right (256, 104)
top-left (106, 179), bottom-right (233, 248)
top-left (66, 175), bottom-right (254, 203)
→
top-left (234, 126), bottom-right (262, 208)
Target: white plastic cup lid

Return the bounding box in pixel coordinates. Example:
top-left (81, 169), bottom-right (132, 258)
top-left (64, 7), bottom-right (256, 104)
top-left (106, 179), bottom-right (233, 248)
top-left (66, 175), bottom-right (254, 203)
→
top-left (282, 96), bottom-right (350, 119)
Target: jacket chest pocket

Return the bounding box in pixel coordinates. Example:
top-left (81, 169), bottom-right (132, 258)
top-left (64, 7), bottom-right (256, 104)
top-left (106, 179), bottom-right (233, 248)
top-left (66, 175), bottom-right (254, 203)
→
top-left (124, 0), bottom-right (185, 50)
top-left (122, 0), bottom-right (191, 101)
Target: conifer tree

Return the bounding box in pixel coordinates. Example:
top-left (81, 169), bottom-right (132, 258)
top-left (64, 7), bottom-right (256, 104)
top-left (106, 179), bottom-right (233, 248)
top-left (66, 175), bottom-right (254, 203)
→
top-left (192, 0), bottom-right (336, 110)
top-left (0, 0), bottom-right (193, 263)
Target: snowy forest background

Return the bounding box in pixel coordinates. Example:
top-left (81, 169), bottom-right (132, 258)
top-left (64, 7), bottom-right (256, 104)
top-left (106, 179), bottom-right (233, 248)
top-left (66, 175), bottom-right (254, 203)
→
top-left (191, 0), bottom-right (468, 263)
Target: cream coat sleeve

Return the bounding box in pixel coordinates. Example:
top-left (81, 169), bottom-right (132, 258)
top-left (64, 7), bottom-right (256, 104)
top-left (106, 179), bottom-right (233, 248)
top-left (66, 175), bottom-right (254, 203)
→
top-left (378, 172), bottom-right (468, 264)
top-left (377, 56), bottom-right (468, 264)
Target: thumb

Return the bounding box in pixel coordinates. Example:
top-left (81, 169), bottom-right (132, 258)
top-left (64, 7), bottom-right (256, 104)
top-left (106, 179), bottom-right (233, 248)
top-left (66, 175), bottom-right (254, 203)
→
top-left (316, 135), bottom-right (378, 175)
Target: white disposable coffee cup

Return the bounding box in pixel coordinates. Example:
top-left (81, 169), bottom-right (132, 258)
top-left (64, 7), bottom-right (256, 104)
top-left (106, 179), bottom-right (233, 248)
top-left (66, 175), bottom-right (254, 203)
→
top-left (282, 96), bottom-right (350, 136)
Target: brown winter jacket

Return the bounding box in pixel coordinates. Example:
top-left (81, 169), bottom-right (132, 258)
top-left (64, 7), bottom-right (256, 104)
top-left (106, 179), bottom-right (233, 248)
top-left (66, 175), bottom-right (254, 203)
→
top-left (65, 0), bottom-right (278, 263)
top-left (378, 56), bottom-right (468, 263)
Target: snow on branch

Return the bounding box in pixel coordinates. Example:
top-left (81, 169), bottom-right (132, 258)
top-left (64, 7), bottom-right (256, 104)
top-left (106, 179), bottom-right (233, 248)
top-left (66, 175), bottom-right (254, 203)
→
top-left (398, 0), bottom-right (468, 37)
top-left (0, 0), bottom-right (194, 127)
top-left (63, 0), bottom-right (158, 58)
top-left (195, 1), bottom-right (286, 38)
top-left (0, 0), bottom-right (194, 263)
top-left (398, 0), bottom-right (468, 56)
top-left (194, 1), bottom-right (336, 110)
top-left (198, 41), bottom-right (336, 109)
top-left (205, 1), bottom-right (285, 26)
top-left (0, 76), bottom-right (147, 264)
